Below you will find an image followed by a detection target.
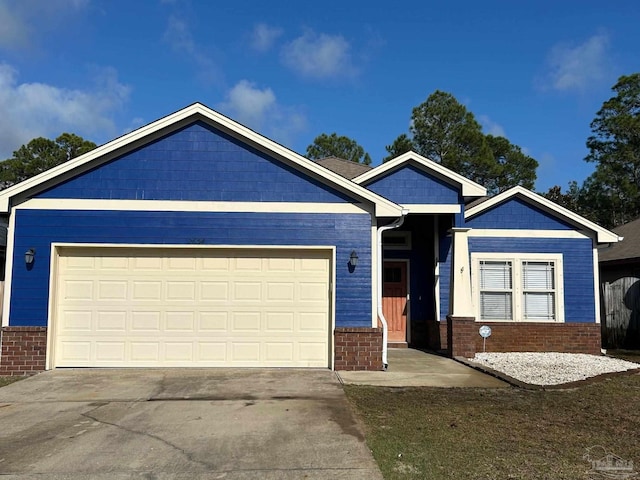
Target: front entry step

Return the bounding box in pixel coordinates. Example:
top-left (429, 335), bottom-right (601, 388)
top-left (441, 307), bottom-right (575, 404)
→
top-left (388, 342), bottom-right (408, 348)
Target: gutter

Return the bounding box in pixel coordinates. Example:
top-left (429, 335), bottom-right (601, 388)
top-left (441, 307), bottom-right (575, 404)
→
top-left (377, 209), bottom-right (409, 370)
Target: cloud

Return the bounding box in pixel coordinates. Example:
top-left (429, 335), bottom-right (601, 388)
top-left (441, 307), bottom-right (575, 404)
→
top-left (0, 0), bottom-right (89, 50)
top-left (217, 80), bottom-right (306, 144)
top-left (218, 80), bottom-right (276, 128)
top-left (0, 63), bottom-right (131, 158)
top-left (281, 30), bottom-right (357, 79)
top-left (250, 23), bottom-right (282, 52)
top-left (164, 14), bottom-right (220, 84)
top-left (539, 33), bottom-right (611, 92)
top-left (479, 115), bottom-right (506, 137)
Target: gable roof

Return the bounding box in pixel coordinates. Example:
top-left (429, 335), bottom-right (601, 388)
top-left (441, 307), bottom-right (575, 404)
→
top-left (352, 151), bottom-right (487, 197)
top-left (0, 103), bottom-right (403, 218)
top-left (465, 186), bottom-right (621, 244)
top-left (599, 216), bottom-right (640, 263)
top-left (315, 156), bottom-right (372, 179)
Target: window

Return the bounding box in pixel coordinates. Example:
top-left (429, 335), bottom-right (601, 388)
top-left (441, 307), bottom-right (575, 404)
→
top-left (522, 261), bottom-right (555, 321)
top-left (479, 260), bottom-right (513, 320)
top-left (472, 254), bottom-right (563, 322)
top-left (382, 231), bottom-right (411, 250)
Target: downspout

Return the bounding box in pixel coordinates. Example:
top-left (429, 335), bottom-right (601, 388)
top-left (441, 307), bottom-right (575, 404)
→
top-left (377, 209), bottom-right (409, 370)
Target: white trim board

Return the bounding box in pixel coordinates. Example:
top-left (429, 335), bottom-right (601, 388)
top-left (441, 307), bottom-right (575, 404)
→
top-left (0, 103), bottom-right (403, 218)
top-left (1, 211), bottom-right (16, 327)
top-left (16, 198), bottom-right (371, 215)
top-left (352, 151), bottom-right (486, 197)
top-left (464, 186), bottom-right (620, 244)
top-left (592, 247), bottom-right (601, 325)
top-left (401, 204), bottom-right (461, 214)
top-left (467, 229), bottom-right (591, 239)
top-left (50, 242), bottom-right (337, 251)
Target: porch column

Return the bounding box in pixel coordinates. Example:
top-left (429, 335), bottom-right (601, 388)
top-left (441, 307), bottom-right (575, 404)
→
top-left (446, 227), bottom-right (476, 358)
top-left (449, 227), bottom-right (473, 317)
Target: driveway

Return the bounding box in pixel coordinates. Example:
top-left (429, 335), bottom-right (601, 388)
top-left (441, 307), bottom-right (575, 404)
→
top-left (0, 369), bottom-right (382, 479)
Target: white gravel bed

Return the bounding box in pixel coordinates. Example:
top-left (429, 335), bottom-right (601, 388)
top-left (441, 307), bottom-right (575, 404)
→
top-left (472, 352), bottom-right (640, 386)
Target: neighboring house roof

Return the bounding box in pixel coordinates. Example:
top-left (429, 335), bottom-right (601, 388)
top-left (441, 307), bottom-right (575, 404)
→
top-left (353, 151), bottom-right (487, 197)
top-left (0, 103), bottom-right (403, 218)
top-left (314, 156), bottom-right (372, 180)
top-left (599, 217), bottom-right (640, 263)
top-left (465, 186), bottom-right (621, 244)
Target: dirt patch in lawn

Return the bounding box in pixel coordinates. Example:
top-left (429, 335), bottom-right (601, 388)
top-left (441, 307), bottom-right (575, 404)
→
top-left (345, 373), bottom-right (640, 479)
top-left (608, 349), bottom-right (640, 364)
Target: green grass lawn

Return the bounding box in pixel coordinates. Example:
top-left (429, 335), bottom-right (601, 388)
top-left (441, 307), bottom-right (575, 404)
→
top-left (345, 372), bottom-right (640, 480)
top-left (0, 376), bottom-right (24, 388)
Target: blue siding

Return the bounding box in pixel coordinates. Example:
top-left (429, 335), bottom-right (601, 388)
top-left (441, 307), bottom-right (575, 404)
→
top-left (36, 122), bottom-right (353, 203)
top-left (364, 165), bottom-right (460, 205)
top-left (10, 210), bottom-right (372, 328)
top-left (469, 237), bottom-right (596, 323)
top-left (465, 198), bottom-right (574, 230)
top-left (438, 235), bottom-right (452, 321)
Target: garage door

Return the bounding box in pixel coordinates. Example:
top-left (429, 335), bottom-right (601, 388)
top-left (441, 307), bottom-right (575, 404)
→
top-left (52, 247), bottom-right (331, 368)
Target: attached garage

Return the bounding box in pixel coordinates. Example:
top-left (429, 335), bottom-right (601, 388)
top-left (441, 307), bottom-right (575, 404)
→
top-left (49, 246), bottom-right (333, 369)
top-left (0, 103), bottom-right (402, 375)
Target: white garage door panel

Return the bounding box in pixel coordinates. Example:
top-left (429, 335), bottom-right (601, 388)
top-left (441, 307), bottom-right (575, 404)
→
top-left (53, 248), bottom-right (331, 368)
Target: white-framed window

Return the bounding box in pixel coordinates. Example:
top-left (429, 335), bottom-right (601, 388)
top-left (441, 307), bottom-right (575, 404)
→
top-left (471, 253), bottom-right (564, 322)
top-left (382, 231), bottom-right (411, 250)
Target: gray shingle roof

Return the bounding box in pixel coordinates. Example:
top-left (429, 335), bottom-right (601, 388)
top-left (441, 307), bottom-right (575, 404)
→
top-left (599, 217), bottom-right (640, 263)
top-left (314, 156), bottom-right (372, 180)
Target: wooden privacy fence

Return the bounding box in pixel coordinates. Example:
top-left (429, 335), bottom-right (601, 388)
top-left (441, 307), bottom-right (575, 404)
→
top-left (602, 276), bottom-right (640, 349)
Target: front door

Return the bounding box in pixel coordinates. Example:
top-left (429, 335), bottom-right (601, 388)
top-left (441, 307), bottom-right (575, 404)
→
top-left (382, 261), bottom-right (408, 343)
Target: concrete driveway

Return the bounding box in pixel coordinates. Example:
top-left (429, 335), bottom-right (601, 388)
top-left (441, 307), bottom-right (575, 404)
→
top-left (0, 369), bottom-right (382, 479)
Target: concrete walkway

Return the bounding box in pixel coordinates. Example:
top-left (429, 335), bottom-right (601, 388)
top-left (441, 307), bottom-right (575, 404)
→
top-left (337, 349), bottom-right (508, 387)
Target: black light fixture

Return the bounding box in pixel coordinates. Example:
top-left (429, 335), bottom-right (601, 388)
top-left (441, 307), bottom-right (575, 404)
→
top-left (25, 248), bottom-right (35, 266)
top-left (349, 250), bottom-right (359, 267)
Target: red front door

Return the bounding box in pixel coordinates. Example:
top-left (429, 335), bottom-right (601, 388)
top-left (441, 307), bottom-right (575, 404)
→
top-left (382, 262), bottom-right (408, 343)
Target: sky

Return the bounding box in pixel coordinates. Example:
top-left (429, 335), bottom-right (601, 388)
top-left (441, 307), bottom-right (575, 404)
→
top-left (0, 0), bottom-right (638, 192)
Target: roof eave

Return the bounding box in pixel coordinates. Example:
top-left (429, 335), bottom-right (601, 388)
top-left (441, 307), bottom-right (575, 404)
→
top-left (352, 151), bottom-right (487, 197)
top-left (0, 103), bottom-right (403, 218)
top-left (464, 186), bottom-right (621, 244)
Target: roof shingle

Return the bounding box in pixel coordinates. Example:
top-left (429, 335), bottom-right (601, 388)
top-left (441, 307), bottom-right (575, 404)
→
top-left (599, 217), bottom-right (640, 263)
top-left (314, 156), bottom-right (372, 180)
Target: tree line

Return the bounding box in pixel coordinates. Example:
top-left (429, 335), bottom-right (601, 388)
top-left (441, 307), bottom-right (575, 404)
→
top-left (1, 74), bottom-right (638, 229)
top-left (307, 73), bottom-right (640, 228)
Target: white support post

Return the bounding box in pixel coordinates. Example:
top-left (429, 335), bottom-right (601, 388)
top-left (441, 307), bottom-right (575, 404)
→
top-left (449, 227), bottom-right (474, 318)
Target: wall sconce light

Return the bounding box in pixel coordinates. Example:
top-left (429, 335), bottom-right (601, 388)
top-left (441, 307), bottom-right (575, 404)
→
top-left (349, 250), bottom-right (359, 268)
top-left (25, 248), bottom-right (36, 266)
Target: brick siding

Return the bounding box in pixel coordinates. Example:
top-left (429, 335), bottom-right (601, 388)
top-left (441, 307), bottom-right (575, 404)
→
top-left (473, 322), bottom-right (601, 355)
top-left (446, 316), bottom-right (477, 358)
top-left (424, 319), bottom-right (448, 352)
top-left (0, 327), bottom-right (47, 376)
top-left (334, 327), bottom-right (383, 371)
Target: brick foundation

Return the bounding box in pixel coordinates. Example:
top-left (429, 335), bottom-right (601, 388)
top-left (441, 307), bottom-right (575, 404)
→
top-left (473, 322), bottom-right (601, 355)
top-left (446, 316), bottom-right (477, 358)
top-left (334, 327), bottom-right (383, 371)
top-left (424, 320), bottom-right (449, 352)
top-left (0, 327), bottom-right (48, 376)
